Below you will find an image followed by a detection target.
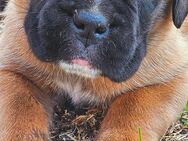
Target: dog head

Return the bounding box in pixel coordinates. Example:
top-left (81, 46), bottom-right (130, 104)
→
top-left (24, 0), bottom-right (188, 82)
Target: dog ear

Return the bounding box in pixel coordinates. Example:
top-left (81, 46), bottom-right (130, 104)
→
top-left (173, 0), bottom-right (188, 28)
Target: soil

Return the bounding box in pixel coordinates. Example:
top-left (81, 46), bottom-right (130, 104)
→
top-left (50, 100), bottom-right (105, 141)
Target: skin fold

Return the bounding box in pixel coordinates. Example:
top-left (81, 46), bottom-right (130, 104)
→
top-left (0, 0), bottom-right (188, 140)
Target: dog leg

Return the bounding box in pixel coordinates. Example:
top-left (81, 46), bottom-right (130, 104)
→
top-left (0, 70), bottom-right (52, 141)
top-left (97, 77), bottom-right (188, 141)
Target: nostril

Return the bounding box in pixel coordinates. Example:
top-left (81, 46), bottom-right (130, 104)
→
top-left (73, 13), bottom-right (85, 30)
top-left (73, 11), bottom-right (109, 38)
top-left (95, 25), bottom-right (107, 35)
top-left (74, 21), bottom-right (85, 30)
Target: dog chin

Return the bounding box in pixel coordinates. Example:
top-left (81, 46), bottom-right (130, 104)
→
top-left (59, 61), bottom-right (102, 78)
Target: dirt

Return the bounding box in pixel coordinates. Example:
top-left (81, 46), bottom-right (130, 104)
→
top-left (50, 100), bottom-right (105, 141)
top-left (50, 101), bottom-right (188, 141)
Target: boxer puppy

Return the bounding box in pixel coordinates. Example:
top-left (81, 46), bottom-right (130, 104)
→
top-left (0, 0), bottom-right (188, 140)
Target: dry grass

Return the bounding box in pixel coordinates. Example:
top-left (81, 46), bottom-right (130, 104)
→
top-left (161, 111), bottom-right (188, 141)
top-left (50, 103), bottom-right (105, 141)
top-left (50, 102), bottom-right (188, 141)
top-left (0, 20), bottom-right (188, 141)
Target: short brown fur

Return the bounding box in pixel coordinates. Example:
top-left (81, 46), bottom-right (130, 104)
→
top-left (0, 0), bottom-right (188, 140)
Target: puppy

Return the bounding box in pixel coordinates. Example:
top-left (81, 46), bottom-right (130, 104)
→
top-left (0, 0), bottom-right (188, 140)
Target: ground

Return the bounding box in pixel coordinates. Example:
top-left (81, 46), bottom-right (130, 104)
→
top-left (0, 20), bottom-right (188, 141)
top-left (50, 101), bottom-right (188, 141)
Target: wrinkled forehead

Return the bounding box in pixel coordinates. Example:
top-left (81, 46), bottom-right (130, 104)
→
top-left (17, 0), bottom-right (164, 12)
top-left (10, 0), bottom-right (166, 24)
top-left (26, 0), bottom-right (163, 13)
top-left (13, 0), bottom-right (163, 8)
top-left (26, 0), bottom-right (136, 9)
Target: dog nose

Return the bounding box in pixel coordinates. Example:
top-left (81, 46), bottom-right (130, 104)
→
top-left (73, 11), bottom-right (109, 39)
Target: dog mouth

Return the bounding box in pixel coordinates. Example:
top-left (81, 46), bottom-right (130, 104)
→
top-left (71, 59), bottom-right (93, 69)
top-left (59, 58), bottom-right (102, 78)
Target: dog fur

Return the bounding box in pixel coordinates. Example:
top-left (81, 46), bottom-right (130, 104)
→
top-left (0, 0), bottom-right (188, 140)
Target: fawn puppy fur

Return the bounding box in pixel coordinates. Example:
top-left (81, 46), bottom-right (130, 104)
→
top-left (0, 0), bottom-right (188, 140)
